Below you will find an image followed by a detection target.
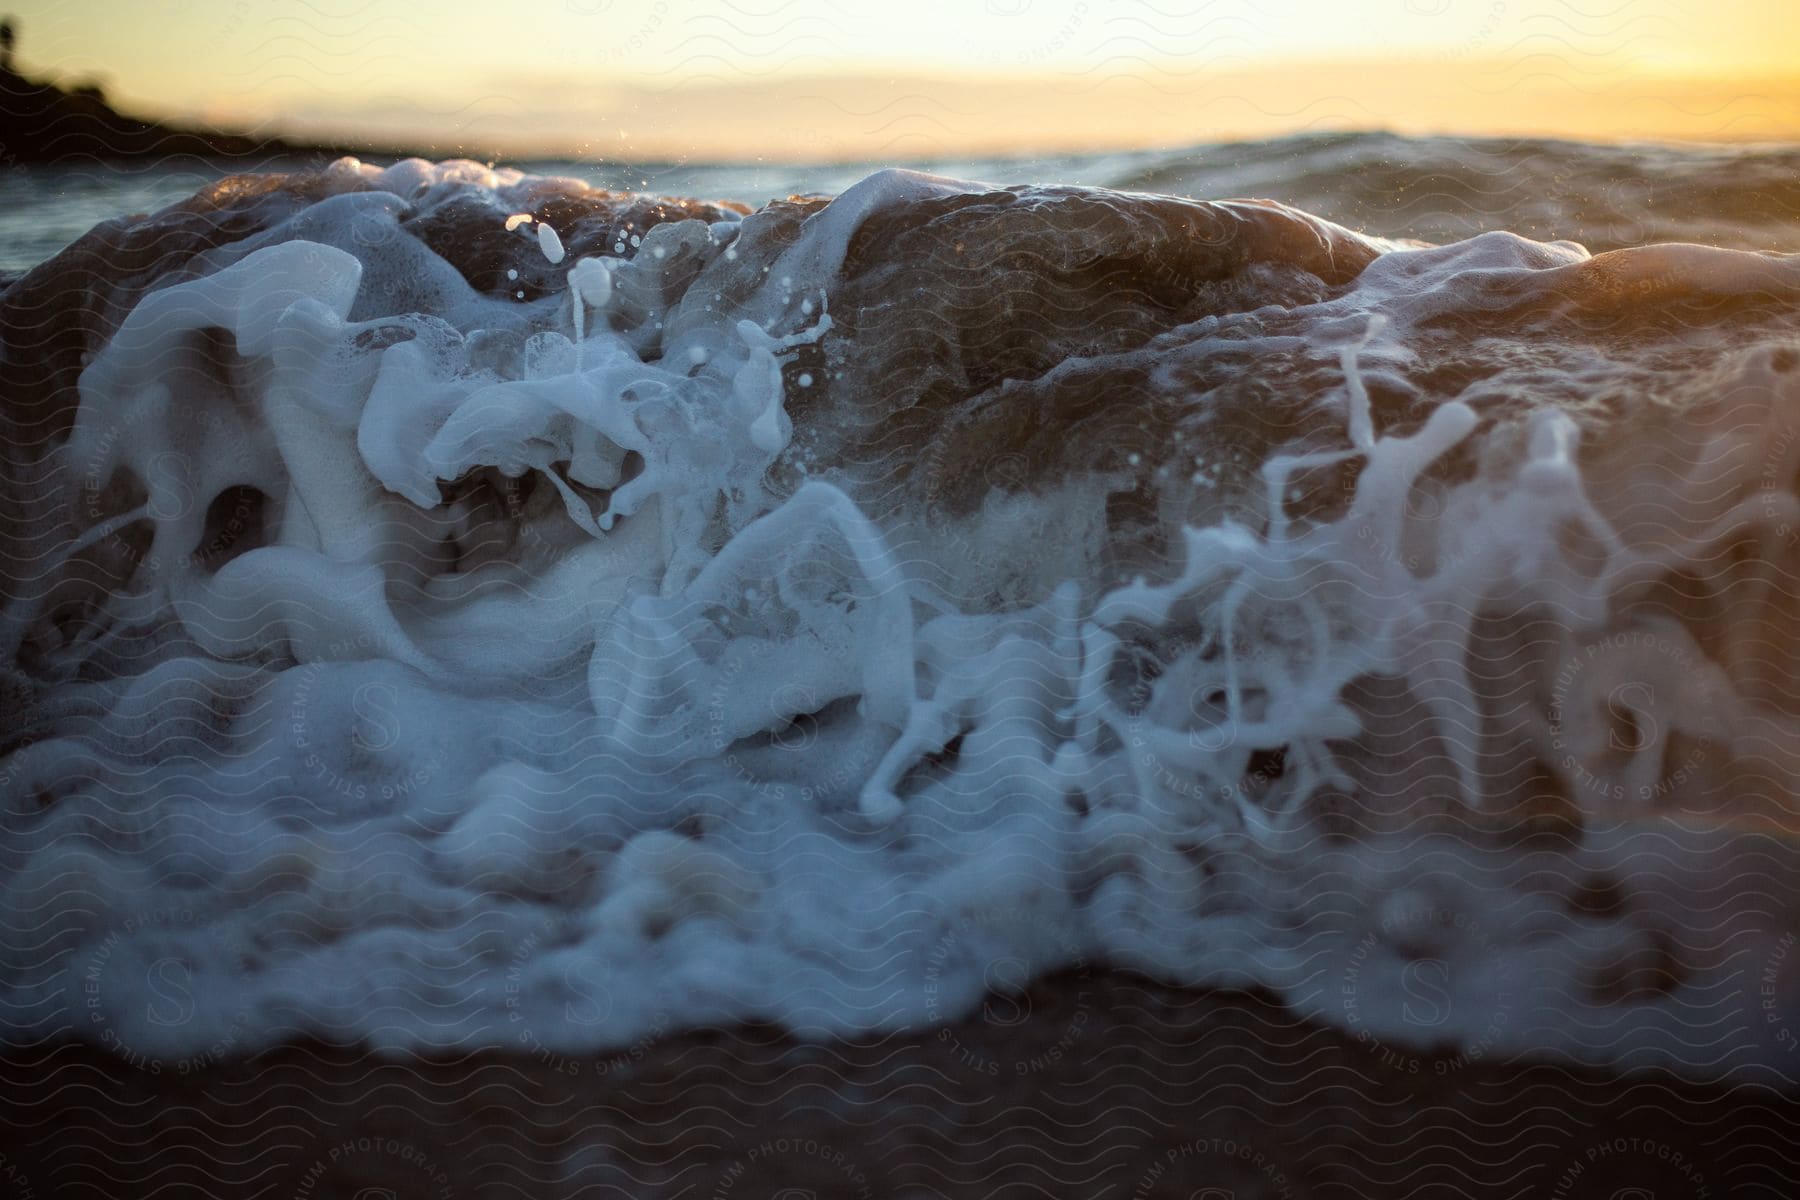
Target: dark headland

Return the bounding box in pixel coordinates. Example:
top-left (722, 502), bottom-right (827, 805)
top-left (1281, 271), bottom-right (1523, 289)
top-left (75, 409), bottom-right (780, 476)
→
top-left (0, 20), bottom-right (421, 164)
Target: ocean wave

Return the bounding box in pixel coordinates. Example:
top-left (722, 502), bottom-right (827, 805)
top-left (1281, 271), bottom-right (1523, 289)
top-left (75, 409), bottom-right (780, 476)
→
top-left (1, 155), bottom-right (1798, 1086)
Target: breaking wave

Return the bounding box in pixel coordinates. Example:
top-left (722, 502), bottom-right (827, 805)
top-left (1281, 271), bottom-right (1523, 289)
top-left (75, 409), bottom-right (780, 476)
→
top-left (2, 156), bottom-right (1798, 1084)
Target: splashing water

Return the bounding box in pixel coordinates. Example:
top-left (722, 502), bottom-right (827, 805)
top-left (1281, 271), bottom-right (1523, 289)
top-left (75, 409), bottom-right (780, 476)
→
top-left (2, 156), bottom-right (1799, 1083)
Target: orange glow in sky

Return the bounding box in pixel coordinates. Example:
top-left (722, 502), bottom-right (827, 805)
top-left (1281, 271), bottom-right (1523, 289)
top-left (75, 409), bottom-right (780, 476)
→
top-left (7, 0), bottom-right (1797, 158)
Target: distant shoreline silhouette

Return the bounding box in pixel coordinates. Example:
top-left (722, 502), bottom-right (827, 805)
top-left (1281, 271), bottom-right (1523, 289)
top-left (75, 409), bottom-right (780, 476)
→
top-left (0, 17), bottom-right (422, 165)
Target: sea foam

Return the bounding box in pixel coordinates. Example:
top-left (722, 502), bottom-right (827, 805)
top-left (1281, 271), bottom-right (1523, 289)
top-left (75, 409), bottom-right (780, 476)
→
top-left (2, 159), bottom-right (1798, 1084)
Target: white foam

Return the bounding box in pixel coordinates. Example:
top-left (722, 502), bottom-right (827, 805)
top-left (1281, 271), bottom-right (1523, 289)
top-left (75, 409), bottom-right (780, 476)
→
top-left (4, 164), bottom-right (1799, 1086)
top-left (537, 221), bottom-right (566, 265)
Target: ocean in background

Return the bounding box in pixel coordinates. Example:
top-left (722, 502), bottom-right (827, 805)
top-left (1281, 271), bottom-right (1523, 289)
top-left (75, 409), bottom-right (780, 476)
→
top-left (4, 131), bottom-right (1799, 278)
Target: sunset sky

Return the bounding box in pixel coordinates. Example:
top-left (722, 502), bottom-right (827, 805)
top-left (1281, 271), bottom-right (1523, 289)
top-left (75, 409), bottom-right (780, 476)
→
top-left (8, 0), bottom-right (1798, 159)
